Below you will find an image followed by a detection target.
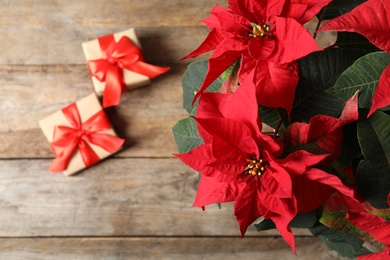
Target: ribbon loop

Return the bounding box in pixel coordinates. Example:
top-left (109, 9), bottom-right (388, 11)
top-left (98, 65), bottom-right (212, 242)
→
top-left (49, 103), bottom-right (124, 173)
top-left (87, 34), bottom-right (169, 108)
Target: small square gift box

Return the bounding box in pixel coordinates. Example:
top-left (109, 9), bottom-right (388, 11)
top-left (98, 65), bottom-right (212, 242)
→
top-left (82, 28), bottom-right (170, 108)
top-left (39, 94), bottom-right (124, 176)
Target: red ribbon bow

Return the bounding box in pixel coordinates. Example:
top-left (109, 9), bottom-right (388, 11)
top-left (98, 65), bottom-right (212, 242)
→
top-left (49, 102), bottom-right (124, 172)
top-left (88, 35), bottom-right (169, 108)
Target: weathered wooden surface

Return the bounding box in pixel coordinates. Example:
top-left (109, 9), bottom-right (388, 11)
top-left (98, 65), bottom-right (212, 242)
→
top-left (0, 237), bottom-right (345, 260)
top-left (0, 0), bottom-right (342, 259)
top-left (0, 158), bottom-right (314, 237)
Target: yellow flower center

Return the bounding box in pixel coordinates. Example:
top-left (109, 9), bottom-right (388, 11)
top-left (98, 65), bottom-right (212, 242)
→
top-left (245, 158), bottom-right (269, 176)
top-left (250, 22), bottom-right (271, 38)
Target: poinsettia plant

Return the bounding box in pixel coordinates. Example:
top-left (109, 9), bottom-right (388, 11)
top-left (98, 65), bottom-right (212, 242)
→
top-left (172, 0), bottom-right (390, 258)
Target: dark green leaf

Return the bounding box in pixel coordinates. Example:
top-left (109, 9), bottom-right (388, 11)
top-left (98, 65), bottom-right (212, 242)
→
top-left (182, 60), bottom-right (223, 114)
top-left (358, 110), bottom-right (390, 163)
top-left (172, 117), bottom-right (203, 153)
top-left (258, 106), bottom-right (287, 136)
top-left (356, 160), bottom-right (390, 208)
top-left (291, 48), bottom-right (367, 123)
top-left (337, 122), bottom-right (362, 165)
top-left (334, 32), bottom-right (380, 52)
top-left (254, 218), bottom-right (275, 231)
top-left (317, 0), bottom-right (367, 20)
top-left (310, 223), bottom-right (371, 258)
top-left (356, 110), bottom-right (390, 208)
top-left (254, 211), bottom-right (317, 231)
top-left (327, 52), bottom-right (390, 109)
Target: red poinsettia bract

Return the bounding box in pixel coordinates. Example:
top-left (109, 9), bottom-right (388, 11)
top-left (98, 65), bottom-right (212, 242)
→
top-left (348, 210), bottom-right (390, 259)
top-left (182, 0), bottom-right (327, 114)
top-left (319, 0), bottom-right (390, 117)
top-left (175, 85), bottom-right (358, 253)
top-left (320, 192), bottom-right (390, 259)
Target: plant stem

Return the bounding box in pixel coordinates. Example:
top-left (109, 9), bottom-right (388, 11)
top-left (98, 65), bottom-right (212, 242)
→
top-left (274, 113), bottom-right (288, 139)
top-left (313, 6), bottom-right (327, 39)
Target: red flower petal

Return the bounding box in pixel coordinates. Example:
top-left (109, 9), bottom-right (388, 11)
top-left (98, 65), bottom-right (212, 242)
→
top-left (347, 210), bottom-right (390, 245)
top-left (292, 174), bottom-right (335, 213)
top-left (222, 84), bottom-right (262, 135)
top-left (207, 5), bottom-right (250, 34)
top-left (193, 38), bottom-right (245, 103)
top-left (368, 64), bottom-right (390, 117)
top-left (284, 116), bottom-right (343, 163)
top-left (195, 117), bottom-right (259, 160)
top-left (181, 29), bottom-right (225, 60)
top-left (229, 0), bottom-right (285, 24)
top-left (193, 175), bottom-right (245, 208)
top-left (262, 162), bottom-right (293, 198)
top-left (339, 90), bottom-right (360, 123)
top-left (319, 0), bottom-right (390, 53)
top-left (303, 168), bottom-right (359, 203)
top-left (272, 17), bottom-right (322, 64)
top-left (285, 93), bottom-right (359, 162)
top-left (281, 0), bottom-right (333, 24)
top-left (234, 177), bottom-right (298, 253)
top-left (270, 213), bottom-right (297, 254)
top-left (197, 93), bottom-right (231, 120)
top-left (174, 144), bottom-right (215, 173)
top-left (253, 60), bottom-right (299, 115)
top-left (248, 37), bottom-right (276, 61)
top-left (277, 150), bottom-right (329, 175)
top-left (198, 82), bottom-right (260, 133)
top-left (234, 179), bottom-right (265, 237)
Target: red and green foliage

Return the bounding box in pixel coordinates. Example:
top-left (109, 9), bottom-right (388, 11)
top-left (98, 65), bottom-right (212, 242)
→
top-left (173, 0), bottom-right (390, 258)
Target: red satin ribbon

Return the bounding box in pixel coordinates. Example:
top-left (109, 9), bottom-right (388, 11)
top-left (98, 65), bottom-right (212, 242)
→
top-left (49, 102), bottom-right (124, 172)
top-left (88, 35), bottom-right (170, 107)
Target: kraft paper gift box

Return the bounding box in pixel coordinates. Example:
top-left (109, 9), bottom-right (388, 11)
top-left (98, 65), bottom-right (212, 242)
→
top-left (82, 28), bottom-right (169, 108)
top-left (39, 94), bottom-right (124, 176)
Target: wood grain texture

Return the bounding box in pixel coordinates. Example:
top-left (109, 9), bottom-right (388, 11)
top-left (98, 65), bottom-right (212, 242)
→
top-left (0, 1), bottom-right (334, 65)
top-left (0, 64), bottom-right (187, 158)
top-left (0, 0), bottom-right (227, 28)
top-left (0, 237), bottom-right (346, 260)
top-left (0, 26), bottom-right (211, 65)
top-left (0, 0), bottom-right (225, 65)
top-left (0, 158), bottom-right (312, 237)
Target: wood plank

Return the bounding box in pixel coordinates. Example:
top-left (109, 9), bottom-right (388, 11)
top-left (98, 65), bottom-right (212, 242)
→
top-left (0, 2), bottom-right (334, 66)
top-left (0, 64), bottom-right (189, 158)
top-left (0, 0), bottom-right (227, 28)
top-left (0, 158), bottom-right (311, 237)
top-left (0, 26), bottom-right (211, 65)
top-left (0, 24), bottom-right (335, 65)
top-left (0, 237), bottom-right (344, 260)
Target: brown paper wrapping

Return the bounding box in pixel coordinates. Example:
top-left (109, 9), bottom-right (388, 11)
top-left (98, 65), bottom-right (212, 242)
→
top-left (82, 28), bottom-right (151, 96)
top-left (39, 94), bottom-right (121, 176)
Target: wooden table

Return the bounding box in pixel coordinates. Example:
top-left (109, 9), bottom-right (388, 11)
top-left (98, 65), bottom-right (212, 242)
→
top-left (0, 1), bottom-right (343, 259)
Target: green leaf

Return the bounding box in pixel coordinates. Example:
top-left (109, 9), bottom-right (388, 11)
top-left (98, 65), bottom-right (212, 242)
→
top-left (254, 218), bottom-right (275, 231)
top-left (182, 60), bottom-right (223, 114)
top-left (254, 211), bottom-right (317, 231)
top-left (356, 110), bottom-right (390, 208)
top-left (310, 223), bottom-right (371, 258)
top-left (172, 117), bottom-right (203, 153)
top-left (334, 32), bottom-right (380, 52)
top-left (337, 122), bottom-right (362, 165)
top-left (258, 106), bottom-right (286, 136)
top-left (221, 60), bottom-right (240, 81)
top-left (317, 0), bottom-right (367, 20)
top-left (318, 193), bottom-right (375, 244)
top-left (327, 52), bottom-right (390, 109)
top-left (291, 48), bottom-right (367, 122)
